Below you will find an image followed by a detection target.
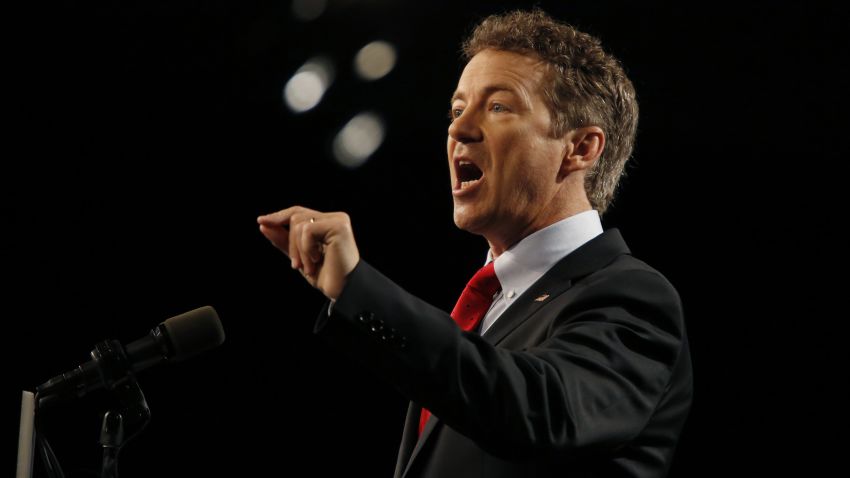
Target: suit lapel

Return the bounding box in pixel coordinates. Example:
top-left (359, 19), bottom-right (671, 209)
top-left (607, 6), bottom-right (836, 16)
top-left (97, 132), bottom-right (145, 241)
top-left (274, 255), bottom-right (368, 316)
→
top-left (401, 408), bottom-right (440, 476)
top-left (483, 228), bottom-right (630, 345)
top-left (482, 276), bottom-right (574, 345)
top-left (394, 402), bottom-right (422, 478)
top-left (397, 229), bottom-right (630, 476)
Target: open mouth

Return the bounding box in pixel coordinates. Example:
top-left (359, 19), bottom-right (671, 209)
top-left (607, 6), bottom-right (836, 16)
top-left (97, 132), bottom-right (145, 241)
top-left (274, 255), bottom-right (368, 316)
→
top-left (456, 160), bottom-right (484, 190)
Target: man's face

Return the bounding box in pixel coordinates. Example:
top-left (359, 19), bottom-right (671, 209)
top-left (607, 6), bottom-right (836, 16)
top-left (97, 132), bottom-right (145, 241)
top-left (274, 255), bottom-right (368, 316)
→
top-left (447, 49), bottom-right (568, 248)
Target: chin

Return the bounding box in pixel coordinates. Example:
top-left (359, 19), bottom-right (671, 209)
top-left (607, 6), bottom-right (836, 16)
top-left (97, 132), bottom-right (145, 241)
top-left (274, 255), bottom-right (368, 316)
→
top-left (453, 207), bottom-right (488, 235)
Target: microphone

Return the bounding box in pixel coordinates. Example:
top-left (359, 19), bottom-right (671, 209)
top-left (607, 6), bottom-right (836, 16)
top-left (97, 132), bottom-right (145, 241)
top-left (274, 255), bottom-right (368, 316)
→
top-left (36, 306), bottom-right (225, 406)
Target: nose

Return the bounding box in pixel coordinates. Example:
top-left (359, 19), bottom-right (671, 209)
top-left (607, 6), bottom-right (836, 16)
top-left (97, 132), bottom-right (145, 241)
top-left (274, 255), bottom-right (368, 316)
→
top-left (448, 109), bottom-right (482, 143)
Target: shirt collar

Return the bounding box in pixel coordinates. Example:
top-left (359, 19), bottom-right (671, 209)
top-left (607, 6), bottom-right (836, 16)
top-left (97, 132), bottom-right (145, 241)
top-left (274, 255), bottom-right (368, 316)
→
top-left (486, 210), bottom-right (603, 301)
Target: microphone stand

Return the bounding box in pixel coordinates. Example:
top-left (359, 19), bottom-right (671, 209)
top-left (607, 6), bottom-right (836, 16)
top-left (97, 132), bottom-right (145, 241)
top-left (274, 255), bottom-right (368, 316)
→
top-left (90, 340), bottom-right (152, 478)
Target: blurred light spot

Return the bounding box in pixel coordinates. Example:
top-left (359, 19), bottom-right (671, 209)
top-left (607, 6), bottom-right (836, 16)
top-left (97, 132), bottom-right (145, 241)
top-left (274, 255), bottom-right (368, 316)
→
top-left (292, 0), bottom-right (327, 22)
top-left (333, 112), bottom-right (385, 168)
top-left (354, 41), bottom-right (397, 81)
top-left (283, 57), bottom-right (334, 113)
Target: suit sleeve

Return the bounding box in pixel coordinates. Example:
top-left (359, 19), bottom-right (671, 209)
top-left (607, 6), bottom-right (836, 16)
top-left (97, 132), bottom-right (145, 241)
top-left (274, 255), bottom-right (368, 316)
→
top-left (313, 259), bottom-right (687, 460)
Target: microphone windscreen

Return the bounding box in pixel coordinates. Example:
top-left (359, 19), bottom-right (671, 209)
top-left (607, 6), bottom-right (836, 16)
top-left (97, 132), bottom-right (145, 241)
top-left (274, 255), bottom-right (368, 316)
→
top-left (161, 306), bottom-right (225, 361)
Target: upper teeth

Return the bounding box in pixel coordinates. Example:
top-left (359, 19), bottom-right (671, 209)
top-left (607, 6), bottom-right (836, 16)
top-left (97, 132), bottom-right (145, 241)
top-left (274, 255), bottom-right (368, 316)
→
top-left (459, 160), bottom-right (472, 166)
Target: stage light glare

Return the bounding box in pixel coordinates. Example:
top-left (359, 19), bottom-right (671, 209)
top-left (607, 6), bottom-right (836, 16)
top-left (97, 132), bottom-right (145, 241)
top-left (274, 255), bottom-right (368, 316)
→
top-left (333, 112), bottom-right (385, 168)
top-left (354, 41), bottom-right (397, 81)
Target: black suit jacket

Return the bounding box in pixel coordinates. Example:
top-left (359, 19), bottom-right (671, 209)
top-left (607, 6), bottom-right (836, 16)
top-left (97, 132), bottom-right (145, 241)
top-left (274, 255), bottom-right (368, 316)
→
top-left (313, 229), bottom-right (692, 477)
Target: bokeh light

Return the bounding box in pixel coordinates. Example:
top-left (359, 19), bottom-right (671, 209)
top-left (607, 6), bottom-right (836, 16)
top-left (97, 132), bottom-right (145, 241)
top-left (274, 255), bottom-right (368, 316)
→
top-left (283, 57), bottom-right (334, 113)
top-left (354, 41), bottom-right (397, 81)
top-left (332, 112), bottom-right (385, 168)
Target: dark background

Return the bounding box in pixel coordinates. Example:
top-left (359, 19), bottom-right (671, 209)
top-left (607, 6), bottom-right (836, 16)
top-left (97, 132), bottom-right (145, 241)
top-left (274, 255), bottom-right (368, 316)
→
top-left (6, 0), bottom-right (847, 476)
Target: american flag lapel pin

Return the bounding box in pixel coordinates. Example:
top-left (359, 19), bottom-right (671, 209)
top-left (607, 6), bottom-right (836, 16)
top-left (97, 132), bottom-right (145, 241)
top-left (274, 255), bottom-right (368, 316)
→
top-left (534, 294), bottom-right (550, 302)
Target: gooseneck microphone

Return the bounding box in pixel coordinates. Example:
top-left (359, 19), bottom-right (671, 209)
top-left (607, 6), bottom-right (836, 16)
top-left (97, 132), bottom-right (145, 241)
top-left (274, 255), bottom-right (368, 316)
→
top-left (36, 306), bottom-right (225, 406)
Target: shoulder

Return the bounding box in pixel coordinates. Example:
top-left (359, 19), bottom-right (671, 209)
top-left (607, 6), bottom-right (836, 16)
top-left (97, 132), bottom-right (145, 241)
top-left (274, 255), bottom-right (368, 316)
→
top-left (565, 253), bottom-right (685, 337)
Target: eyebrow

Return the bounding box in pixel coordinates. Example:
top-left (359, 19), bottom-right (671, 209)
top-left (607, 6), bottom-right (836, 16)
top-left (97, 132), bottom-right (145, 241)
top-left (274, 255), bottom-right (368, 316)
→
top-left (450, 84), bottom-right (521, 105)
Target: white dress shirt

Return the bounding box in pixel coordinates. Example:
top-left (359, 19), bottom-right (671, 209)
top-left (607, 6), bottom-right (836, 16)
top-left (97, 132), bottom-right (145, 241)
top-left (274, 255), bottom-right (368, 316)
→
top-left (478, 210), bottom-right (603, 335)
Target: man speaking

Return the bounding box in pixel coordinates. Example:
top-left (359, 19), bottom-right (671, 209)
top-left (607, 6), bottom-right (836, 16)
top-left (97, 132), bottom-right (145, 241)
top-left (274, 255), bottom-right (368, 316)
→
top-left (258, 9), bottom-right (692, 478)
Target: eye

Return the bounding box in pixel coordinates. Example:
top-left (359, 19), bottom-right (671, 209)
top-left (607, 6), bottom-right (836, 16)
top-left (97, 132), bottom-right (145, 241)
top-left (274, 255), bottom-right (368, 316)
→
top-left (491, 102), bottom-right (508, 113)
top-left (448, 107), bottom-right (463, 121)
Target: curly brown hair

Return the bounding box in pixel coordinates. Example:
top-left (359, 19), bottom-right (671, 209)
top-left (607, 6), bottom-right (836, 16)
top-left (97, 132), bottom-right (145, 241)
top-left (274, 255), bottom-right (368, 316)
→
top-left (462, 9), bottom-right (638, 214)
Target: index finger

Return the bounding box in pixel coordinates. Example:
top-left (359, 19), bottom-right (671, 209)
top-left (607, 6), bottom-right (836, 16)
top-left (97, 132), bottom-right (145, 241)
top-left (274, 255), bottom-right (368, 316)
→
top-left (257, 206), bottom-right (307, 227)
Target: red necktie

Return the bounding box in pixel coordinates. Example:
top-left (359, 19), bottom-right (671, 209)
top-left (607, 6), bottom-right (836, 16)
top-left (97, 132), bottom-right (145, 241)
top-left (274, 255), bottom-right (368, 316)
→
top-left (418, 262), bottom-right (501, 436)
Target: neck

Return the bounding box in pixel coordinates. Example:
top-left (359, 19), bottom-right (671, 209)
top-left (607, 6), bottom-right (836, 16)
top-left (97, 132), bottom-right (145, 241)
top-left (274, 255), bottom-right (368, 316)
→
top-left (487, 203), bottom-right (592, 259)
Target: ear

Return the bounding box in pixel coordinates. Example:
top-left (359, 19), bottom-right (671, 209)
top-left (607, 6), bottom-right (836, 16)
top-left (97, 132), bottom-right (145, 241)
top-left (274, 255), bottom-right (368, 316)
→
top-left (559, 126), bottom-right (605, 177)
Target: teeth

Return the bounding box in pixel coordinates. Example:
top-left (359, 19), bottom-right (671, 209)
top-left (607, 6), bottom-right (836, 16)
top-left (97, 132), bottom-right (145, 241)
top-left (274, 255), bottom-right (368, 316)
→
top-left (460, 179), bottom-right (480, 189)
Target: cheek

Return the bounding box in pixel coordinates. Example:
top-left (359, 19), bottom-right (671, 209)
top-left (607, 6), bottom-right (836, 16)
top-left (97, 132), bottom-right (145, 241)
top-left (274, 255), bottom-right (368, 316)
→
top-left (446, 140), bottom-right (456, 176)
top-left (504, 150), bottom-right (558, 202)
